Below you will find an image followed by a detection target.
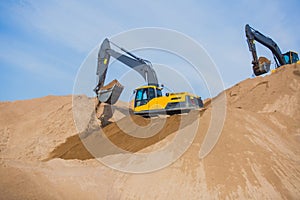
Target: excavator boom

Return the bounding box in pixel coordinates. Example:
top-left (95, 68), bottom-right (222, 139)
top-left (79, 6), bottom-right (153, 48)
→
top-left (94, 38), bottom-right (158, 104)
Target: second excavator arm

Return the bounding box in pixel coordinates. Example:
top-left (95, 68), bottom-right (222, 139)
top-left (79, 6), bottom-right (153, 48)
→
top-left (94, 38), bottom-right (159, 104)
top-left (245, 24), bottom-right (286, 76)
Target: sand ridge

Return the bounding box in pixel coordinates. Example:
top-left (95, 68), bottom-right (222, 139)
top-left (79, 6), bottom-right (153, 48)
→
top-left (0, 64), bottom-right (299, 199)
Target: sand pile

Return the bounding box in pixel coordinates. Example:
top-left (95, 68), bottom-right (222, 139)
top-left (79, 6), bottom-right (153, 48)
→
top-left (46, 111), bottom-right (203, 160)
top-left (0, 95), bottom-right (76, 161)
top-left (0, 64), bottom-right (299, 199)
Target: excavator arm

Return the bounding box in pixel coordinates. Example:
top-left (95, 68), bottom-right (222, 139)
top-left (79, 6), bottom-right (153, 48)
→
top-left (245, 24), bottom-right (286, 76)
top-left (94, 38), bottom-right (158, 104)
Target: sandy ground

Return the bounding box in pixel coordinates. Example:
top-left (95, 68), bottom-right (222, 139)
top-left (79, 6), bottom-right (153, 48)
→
top-left (0, 64), bottom-right (300, 199)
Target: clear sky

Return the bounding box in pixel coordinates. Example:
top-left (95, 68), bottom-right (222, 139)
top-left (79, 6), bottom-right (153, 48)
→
top-left (1, 0), bottom-right (300, 101)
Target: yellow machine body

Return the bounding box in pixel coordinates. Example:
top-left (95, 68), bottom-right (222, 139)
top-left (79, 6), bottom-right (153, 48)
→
top-left (132, 85), bottom-right (203, 116)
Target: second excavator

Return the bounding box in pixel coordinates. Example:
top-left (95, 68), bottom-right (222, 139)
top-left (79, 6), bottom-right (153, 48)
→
top-left (245, 24), bottom-right (300, 76)
top-left (94, 38), bottom-right (203, 117)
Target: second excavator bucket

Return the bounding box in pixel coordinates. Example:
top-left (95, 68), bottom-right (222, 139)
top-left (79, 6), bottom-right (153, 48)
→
top-left (253, 56), bottom-right (271, 76)
top-left (97, 79), bottom-right (124, 105)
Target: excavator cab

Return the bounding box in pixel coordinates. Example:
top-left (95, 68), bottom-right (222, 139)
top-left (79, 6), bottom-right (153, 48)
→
top-left (283, 51), bottom-right (299, 64)
top-left (133, 85), bottom-right (203, 116)
top-left (134, 86), bottom-right (163, 109)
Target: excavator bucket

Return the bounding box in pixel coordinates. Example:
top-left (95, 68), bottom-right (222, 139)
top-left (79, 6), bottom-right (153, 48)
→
top-left (253, 56), bottom-right (271, 76)
top-left (98, 79), bottom-right (124, 105)
top-left (258, 56), bottom-right (271, 73)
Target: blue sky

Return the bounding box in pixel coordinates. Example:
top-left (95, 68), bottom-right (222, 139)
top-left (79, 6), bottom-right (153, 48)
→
top-left (1, 0), bottom-right (300, 101)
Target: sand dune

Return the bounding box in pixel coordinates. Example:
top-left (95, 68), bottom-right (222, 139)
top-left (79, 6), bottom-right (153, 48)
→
top-left (0, 64), bottom-right (299, 199)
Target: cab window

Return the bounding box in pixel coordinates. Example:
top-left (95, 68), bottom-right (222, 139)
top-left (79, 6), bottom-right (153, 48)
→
top-left (291, 52), bottom-right (299, 63)
top-left (135, 89), bottom-right (148, 107)
top-left (148, 88), bottom-right (155, 100)
top-left (284, 54), bottom-right (290, 64)
top-left (156, 89), bottom-right (162, 97)
top-left (136, 89), bottom-right (143, 101)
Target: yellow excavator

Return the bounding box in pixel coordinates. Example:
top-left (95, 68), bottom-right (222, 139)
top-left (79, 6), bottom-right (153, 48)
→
top-left (93, 38), bottom-right (203, 116)
top-left (245, 24), bottom-right (300, 76)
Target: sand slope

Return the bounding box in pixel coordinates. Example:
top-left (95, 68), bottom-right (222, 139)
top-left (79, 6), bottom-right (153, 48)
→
top-left (0, 64), bottom-right (299, 199)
